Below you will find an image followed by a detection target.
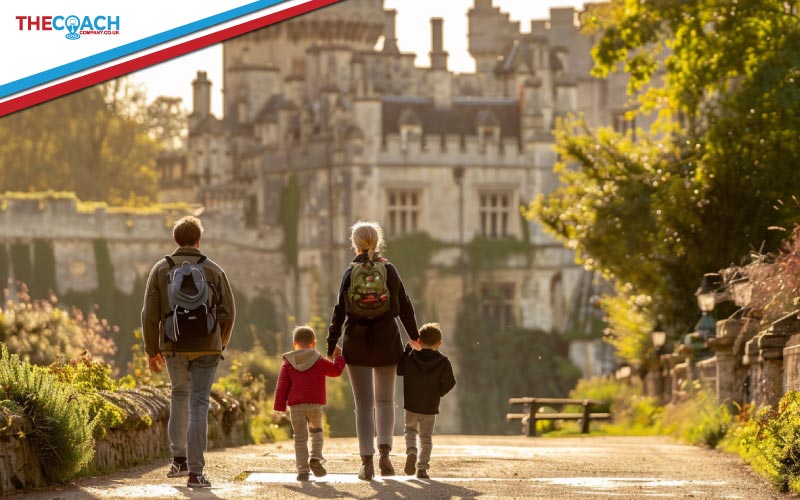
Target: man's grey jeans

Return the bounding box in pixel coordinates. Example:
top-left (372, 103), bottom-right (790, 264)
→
top-left (166, 354), bottom-right (220, 475)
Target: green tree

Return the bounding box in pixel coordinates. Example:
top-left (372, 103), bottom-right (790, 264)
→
top-left (0, 78), bottom-right (185, 205)
top-left (526, 0), bottom-right (800, 363)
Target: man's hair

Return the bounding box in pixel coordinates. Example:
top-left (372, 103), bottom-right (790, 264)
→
top-left (173, 216), bottom-right (204, 246)
top-left (292, 326), bottom-right (316, 347)
top-left (419, 323), bottom-right (442, 346)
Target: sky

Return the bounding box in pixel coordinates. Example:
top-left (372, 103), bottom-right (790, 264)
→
top-left (133, 0), bottom-right (590, 117)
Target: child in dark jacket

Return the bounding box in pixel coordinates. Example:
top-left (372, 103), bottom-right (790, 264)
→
top-left (396, 322), bottom-right (456, 479)
top-left (274, 326), bottom-right (345, 481)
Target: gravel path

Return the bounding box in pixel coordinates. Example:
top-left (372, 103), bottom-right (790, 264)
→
top-left (11, 435), bottom-right (792, 499)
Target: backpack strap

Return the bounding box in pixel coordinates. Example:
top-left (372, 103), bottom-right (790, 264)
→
top-left (197, 255), bottom-right (207, 264)
top-left (165, 255), bottom-right (176, 269)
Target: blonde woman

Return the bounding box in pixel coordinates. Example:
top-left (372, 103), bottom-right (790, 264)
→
top-left (327, 221), bottom-right (421, 480)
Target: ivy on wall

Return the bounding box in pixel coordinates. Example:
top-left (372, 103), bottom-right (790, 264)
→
top-left (93, 239), bottom-right (115, 297)
top-left (278, 175), bottom-right (300, 268)
top-left (32, 239), bottom-right (57, 299)
top-left (9, 242), bottom-right (32, 287)
top-left (464, 236), bottom-right (532, 274)
top-left (385, 232), bottom-right (446, 317)
top-left (0, 244), bottom-right (8, 289)
top-left (226, 289), bottom-right (280, 354)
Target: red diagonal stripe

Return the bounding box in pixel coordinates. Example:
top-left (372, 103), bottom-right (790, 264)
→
top-left (0, 0), bottom-right (340, 117)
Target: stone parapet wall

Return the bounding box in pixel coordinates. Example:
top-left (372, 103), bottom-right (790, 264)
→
top-left (0, 387), bottom-right (252, 496)
top-left (783, 334), bottom-right (800, 392)
top-left (0, 406), bottom-right (44, 494)
top-left (696, 357), bottom-right (717, 393)
top-left (0, 195), bottom-right (281, 251)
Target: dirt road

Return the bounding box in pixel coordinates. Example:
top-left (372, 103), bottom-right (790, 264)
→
top-left (13, 435), bottom-right (789, 499)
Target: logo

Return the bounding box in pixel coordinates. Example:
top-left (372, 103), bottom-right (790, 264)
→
top-left (65, 15), bottom-right (80, 40)
top-left (15, 15), bottom-right (121, 40)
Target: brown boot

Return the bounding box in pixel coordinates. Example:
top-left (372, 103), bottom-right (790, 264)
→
top-left (378, 445), bottom-right (395, 476)
top-left (358, 455), bottom-right (374, 481)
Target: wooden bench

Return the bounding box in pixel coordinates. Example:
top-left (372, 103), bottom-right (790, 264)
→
top-left (506, 397), bottom-right (611, 437)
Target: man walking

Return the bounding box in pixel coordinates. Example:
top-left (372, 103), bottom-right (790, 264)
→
top-left (142, 216), bottom-right (235, 488)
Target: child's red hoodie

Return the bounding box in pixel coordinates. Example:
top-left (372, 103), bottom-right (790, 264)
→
top-left (273, 349), bottom-right (345, 412)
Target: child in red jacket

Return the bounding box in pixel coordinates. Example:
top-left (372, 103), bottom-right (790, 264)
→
top-left (274, 326), bottom-right (345, 481)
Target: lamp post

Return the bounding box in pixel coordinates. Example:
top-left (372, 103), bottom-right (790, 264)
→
top-left (651, 325), bottom-right (667, 402)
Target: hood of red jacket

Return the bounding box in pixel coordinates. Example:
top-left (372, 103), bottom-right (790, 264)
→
top-left (282, 349), bottom-right (321, 372)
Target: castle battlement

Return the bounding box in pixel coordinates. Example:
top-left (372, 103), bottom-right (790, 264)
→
top-left (378, 133), bottom-right (529, 166)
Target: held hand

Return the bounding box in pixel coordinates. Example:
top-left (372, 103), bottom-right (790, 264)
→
top-left (408, 339), bottom-right (422, 351)
top-left (148, 353), bottom-right (164, 373)
top-left (333, 345), bottom-right (342, 358)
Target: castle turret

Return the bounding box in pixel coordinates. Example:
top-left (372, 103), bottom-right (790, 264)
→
top-left (468, 0), bottom-right (519, 73)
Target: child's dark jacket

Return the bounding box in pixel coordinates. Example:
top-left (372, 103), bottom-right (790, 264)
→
top-left (397, 346), bottom-right (456, 415)
top-left (273, 349), bottom-right (345, 412)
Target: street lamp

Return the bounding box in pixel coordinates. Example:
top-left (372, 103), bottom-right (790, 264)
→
top-left (651, 326), bottom-right (667, 352)
top-left (651, 324), bottom-right (667, 402)
top-left (694, 273), bottom-right (722, 341)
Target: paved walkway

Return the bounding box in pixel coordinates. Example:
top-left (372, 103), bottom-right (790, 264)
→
top-left (14, 435), bottom-right (789, 499)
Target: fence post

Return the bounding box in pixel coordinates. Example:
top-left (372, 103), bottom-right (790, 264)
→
top-left (527, 400), bottom-right (539, 437)
top-left (581, 400), bottom-right (590, 434)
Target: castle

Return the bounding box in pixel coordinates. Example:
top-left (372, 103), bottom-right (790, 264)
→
top-left (157, 0), bottom-right (631, 387)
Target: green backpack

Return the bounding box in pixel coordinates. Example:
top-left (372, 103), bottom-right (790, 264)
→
top-left (346, 259), bottom-right (391, 318)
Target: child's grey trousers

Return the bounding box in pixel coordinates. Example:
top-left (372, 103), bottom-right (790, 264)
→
top-left (404, 410), bottom-right (436, 470)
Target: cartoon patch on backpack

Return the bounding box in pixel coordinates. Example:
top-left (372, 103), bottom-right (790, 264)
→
top-left (346, 260), bottom-right (391, 318)
top-left (163, 255), bottom-right (218, 343)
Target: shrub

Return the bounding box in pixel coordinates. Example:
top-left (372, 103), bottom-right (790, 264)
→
top-left (659, 388), bottom-right (731, 447)
top-left (48, 353), bottom-right (125, 438)
top-left (568, 376), bottom-right (661, 434)
top-left (722, 392), bottom-right (800, 492)
top-left (118, 329), bottom-right (168, 388)
top-left (0, 343), bottom-right (95, 482)
top-left (213, 343), bottom-right (292, 443)
top-left (0, 288), bottom-right (116, 367)
top-left (250, 397), bottom-right (291, 444)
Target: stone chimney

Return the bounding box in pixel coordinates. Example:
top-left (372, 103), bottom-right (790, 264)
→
top-left (383, 9), bottom-right (399, 53)
top-left (430, 18), bottom-right (448, 71)
top-left (192, 70), bottom-right (211, 118)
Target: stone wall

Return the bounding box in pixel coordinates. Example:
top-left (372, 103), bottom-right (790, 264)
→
top-left (654, 312), bottom-right (800, 411)
top-left (0, 386), bottom-right (253, 496)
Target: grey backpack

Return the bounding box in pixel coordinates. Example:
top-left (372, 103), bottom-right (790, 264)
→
top-left (163, 255), bottom-right (217, 343)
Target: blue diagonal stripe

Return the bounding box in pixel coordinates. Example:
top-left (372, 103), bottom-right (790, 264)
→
top-left (0, 0), bottom-right (292, 99)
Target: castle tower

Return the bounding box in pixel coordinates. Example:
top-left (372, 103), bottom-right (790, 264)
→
top-left (468, 0), bottom-right (519, 73)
